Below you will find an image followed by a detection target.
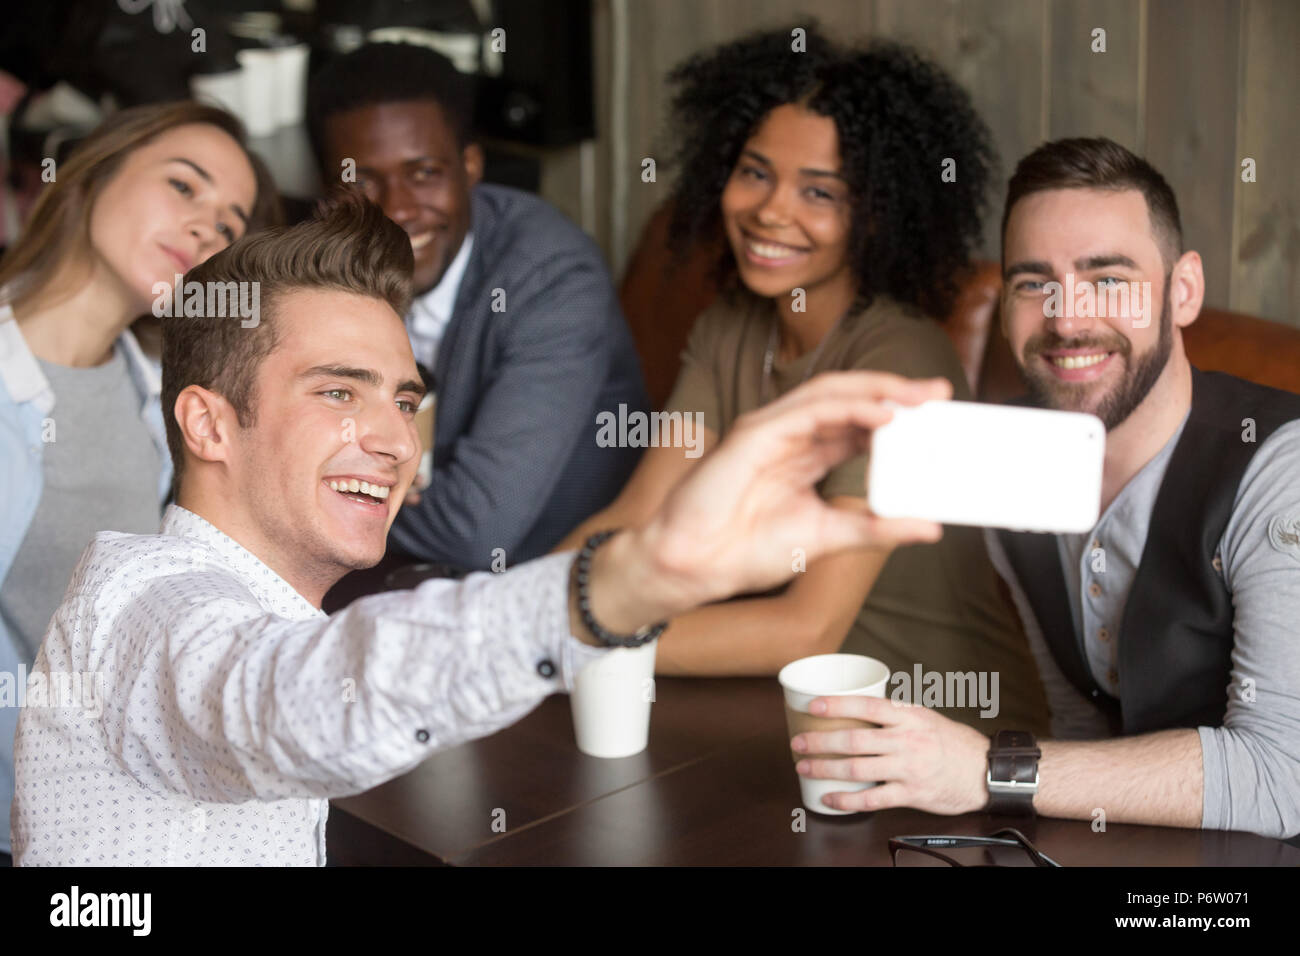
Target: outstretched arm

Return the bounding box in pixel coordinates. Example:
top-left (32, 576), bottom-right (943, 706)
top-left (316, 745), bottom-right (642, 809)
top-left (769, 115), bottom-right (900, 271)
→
top-left (91, 371), bottom-right (949, 808)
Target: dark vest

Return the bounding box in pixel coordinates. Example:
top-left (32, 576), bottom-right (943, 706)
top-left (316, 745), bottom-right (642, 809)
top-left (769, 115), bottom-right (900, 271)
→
top-left (997, 368), bottom-right (1300, 737)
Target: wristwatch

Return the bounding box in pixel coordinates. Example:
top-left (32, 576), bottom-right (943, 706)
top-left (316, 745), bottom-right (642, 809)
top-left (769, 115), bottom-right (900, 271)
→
top-left (985, 729), bottom-right (1040, 815)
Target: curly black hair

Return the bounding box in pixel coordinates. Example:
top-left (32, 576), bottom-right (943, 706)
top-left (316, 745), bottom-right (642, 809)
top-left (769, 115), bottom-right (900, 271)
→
top-left (665, 23), bottom-right (996, 319)
top-left (305, 42), bottom-right (476, 167)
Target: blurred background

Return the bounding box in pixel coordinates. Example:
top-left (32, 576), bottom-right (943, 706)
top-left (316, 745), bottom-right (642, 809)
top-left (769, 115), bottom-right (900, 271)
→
top-left (1, 0), bottom-right (1296, 325)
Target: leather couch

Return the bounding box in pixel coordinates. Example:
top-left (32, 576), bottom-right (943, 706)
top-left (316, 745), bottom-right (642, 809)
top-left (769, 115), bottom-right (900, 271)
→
top-left (620, 203), bottom-right (1300, 408)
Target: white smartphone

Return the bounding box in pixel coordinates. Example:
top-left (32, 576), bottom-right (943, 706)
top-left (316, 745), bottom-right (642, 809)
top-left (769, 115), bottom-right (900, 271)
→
top-left (867, 399), bottom-right (1105, 533)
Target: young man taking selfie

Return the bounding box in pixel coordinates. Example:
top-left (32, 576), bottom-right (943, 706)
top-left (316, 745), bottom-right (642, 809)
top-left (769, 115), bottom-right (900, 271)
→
top-left (9, 194), bottom-right (949, 865)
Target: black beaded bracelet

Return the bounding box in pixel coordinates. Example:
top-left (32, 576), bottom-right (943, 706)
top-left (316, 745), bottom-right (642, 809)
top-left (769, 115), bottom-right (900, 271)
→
top-left (573, 530), bottom-right (667, 648)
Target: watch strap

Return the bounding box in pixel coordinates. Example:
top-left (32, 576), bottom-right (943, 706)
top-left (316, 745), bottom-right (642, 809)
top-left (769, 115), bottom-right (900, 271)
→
top-left (986, 729), bottom-right (1040, 816)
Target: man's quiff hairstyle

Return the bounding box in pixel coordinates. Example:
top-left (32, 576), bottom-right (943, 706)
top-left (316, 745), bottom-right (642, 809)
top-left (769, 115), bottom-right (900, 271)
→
top-left (1001, 136), bottom-right (1184, 269)
top-left (162, 191), bottom-right (414, 490)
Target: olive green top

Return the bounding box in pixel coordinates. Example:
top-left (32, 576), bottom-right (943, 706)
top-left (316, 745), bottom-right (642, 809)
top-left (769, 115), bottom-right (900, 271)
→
top-left (665, 293), bottom-right (1049, 735)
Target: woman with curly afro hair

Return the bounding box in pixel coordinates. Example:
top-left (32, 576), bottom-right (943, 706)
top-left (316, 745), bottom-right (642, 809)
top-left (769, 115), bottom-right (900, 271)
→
top-left (559, 25), bottom-right (1049, 739)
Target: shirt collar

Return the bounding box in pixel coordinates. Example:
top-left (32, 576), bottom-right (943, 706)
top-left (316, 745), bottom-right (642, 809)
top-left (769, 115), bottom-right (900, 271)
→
top-left (116, 324), bottom-right (161, 401)
top-left (0, 302), bottom-right (160, 413)
top-left (409, 232), bottom-right (474, 331)
top-left (1094, 405), bottom-right (1192, 532)
top-left (0, 302), bottom-right (52, 411)
top-left (161, 504), bottom-right (326, 621)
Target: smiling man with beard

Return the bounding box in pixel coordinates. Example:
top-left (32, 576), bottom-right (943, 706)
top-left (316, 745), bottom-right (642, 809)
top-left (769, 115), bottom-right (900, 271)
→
top-left (1019, 270), bottom-right (1173, 432)
top-left (784, 138), bottom-right (1300, 845)
top-left (306, 42), bottom-right (648, 574)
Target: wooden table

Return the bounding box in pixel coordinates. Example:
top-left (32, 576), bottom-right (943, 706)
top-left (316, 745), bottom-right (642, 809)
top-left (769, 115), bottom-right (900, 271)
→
top-left (328, 677), bottom-right (1300, 866)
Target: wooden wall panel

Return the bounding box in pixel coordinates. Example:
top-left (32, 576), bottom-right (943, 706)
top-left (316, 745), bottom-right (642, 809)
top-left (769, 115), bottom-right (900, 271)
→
top-left (538, 0), bottom-right (1296, 325)
top-left (1144, 0), bottom-right (1239, 310)
top-left (1231, 0), bottom-right (1300, 325)
top-left (1048, 0), bottom-right (1143, 146)
top-left (590, 0), bottom-right (613, 256)
top-left (873, 0), bottom-right (1047, 257)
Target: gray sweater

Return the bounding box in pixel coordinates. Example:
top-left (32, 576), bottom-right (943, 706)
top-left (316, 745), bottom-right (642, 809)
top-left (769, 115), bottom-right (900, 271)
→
top-left (0, 351), bottom-right (161, 663)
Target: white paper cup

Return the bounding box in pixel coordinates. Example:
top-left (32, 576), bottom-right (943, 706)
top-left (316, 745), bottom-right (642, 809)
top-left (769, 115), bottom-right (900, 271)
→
top-left (190, 69), bottom-right (246, 119)
top-left (272, 43), bottom-right (310, 127)
top-left (235, 48), bottom-right (279, 136)
top-left (570, 640), bottom-right (657, 758)
top-left (778, 653), bottom-right (890, 815)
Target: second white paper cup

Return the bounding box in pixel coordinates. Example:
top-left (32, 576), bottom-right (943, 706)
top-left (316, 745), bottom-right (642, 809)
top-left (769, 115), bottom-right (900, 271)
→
top-left (235, 48), bottom-right (279, 136)
top-left (272, 43), bottom-right (310, 127)
top-left (190, 70), bottom-right (246, 119)
top-left (778, 653), bottom-right (890, 815)
top-left (570, 640), bottom-right (657, 758)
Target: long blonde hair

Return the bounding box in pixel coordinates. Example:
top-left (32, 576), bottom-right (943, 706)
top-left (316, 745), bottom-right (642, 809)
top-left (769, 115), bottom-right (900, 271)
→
top-left (0, 101), bottom-right (282, 328)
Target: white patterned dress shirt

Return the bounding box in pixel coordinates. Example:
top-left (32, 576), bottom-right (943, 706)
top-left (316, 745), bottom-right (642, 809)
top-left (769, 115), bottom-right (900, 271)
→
top-left (11, 504), bottom-right (605, 865)
top-left (406, 232), bottom-right (473, 372)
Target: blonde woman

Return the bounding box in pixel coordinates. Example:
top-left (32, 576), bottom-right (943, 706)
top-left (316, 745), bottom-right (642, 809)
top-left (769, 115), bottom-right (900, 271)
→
top-left (0, 101), bottom-right (280, 865)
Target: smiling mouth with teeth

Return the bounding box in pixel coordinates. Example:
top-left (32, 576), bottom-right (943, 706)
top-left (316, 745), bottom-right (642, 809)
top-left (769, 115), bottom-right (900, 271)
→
top-left (328, 478), bottom-right (391, 503)
top-left (1048, 352), bottom-right (1112, 369)
top-left (749, 239), bottom-right (804, 257)
top-left (742, 231), bottom-right (811, 262)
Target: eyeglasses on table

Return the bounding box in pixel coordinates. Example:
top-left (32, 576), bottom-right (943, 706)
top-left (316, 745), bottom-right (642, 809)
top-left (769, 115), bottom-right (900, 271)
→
top-left (889, 827), bottom-right (1063, 867)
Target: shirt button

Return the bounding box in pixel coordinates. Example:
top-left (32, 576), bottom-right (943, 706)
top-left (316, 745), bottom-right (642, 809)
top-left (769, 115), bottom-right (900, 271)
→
top-left (1088, 582), bottom-right (1102, 598)
top-left (1107, 668), bottom-right (1119, 685)
top-left (1090, 539), bottom-right (1101, 550)
top-left (536, 659), bottom-right (557, 679)
top-left (1097, 627), bottom-right (1110, 642)
top-left (1211, 555), bottom-right (1223, 572)
top-left (415, 729), bottom-right (430, 744)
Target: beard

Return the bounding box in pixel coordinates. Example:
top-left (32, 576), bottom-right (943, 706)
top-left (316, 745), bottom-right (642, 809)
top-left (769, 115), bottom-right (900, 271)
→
top-left (1019, 275), bottom-right (1173, 431)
